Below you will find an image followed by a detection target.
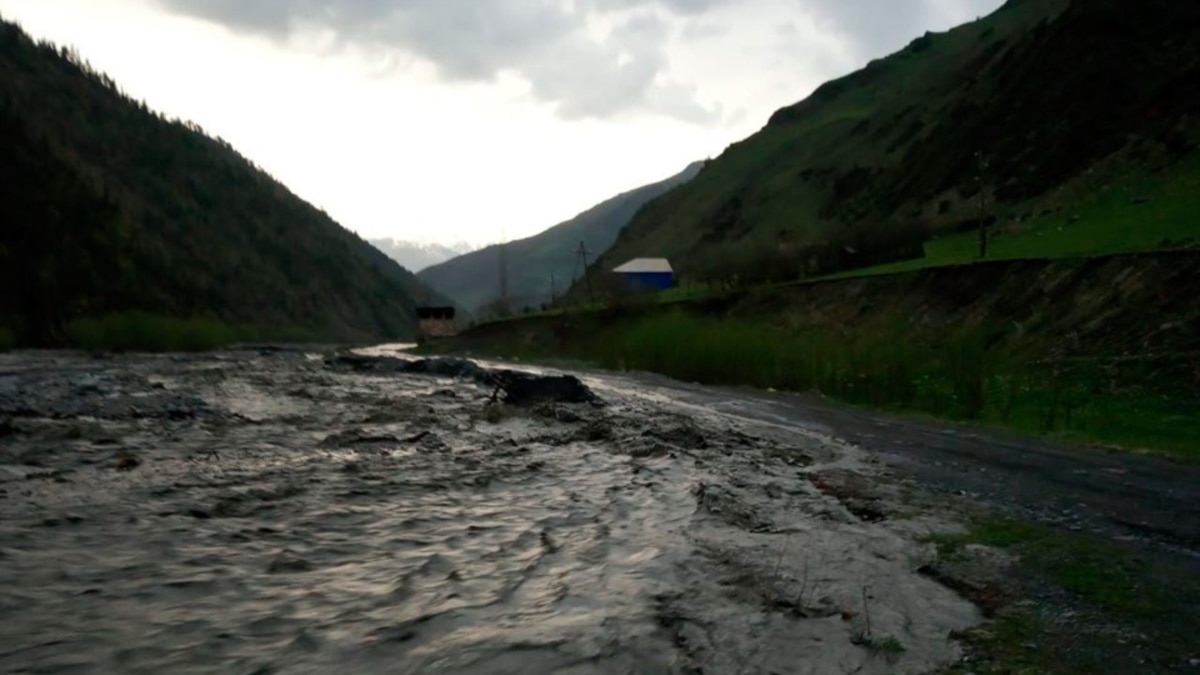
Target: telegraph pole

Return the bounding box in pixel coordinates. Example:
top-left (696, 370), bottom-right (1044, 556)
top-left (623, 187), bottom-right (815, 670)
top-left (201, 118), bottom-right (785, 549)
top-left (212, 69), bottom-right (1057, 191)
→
top-left (573, 241), bottom-right (595, 302)
top-left (499, 243), bottom-right (509, 307)
top-left (976, 150), bottom-right (989, 259)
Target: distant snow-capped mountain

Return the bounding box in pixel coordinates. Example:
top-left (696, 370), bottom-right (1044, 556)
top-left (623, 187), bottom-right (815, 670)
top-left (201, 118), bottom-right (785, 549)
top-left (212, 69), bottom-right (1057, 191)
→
top-left (369, 239), bottom-right (478, 272)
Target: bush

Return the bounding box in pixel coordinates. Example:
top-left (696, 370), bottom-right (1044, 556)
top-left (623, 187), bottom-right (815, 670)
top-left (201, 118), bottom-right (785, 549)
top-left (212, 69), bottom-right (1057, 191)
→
top-left (66, 312), bottom-right (247, 352)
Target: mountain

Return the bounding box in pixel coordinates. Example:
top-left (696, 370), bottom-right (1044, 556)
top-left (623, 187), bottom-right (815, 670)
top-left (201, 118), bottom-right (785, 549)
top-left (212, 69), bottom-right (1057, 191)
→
top-left (593, 0), bottom-right (1200, 284)
top-left (369, 239), bottom-right (478, 273)
top-left (419, 162), bottom-right (704, 313)
top-left (0, 18), bottom-right (431, 346)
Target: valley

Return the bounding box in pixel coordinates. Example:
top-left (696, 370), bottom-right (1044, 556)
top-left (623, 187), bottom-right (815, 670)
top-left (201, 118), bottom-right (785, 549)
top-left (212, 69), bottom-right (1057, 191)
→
top-left (3, 0), bottom-right (1199, 672)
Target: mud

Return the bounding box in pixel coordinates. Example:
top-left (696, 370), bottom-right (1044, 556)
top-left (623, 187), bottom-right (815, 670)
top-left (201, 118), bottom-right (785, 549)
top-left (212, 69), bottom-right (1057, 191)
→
top-left (578, 369), bottom-right (1200, 569)
top-left (0, 347), bottom-right (978, 674)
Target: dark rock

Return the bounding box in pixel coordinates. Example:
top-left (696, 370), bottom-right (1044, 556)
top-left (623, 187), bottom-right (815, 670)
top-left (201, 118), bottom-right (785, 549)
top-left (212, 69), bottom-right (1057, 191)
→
top-left (846, 501), bottom-right (888, 523)
top-left (42, 514), bottom-right (85, 527)
top-left (488, 370), bottom-right (598, 406)
top-left (630, 441), bottom-right (674, 458)
top-left (115, 455), bottom-right (141, 471)
top-left (644, 423), bottom-right (708, 450)
top-left (327, 354), bottom-right (602, 406)
top-left (329, 354), bottom-right (492, 384)
top-left (404, 358), bottom-right (492, 382)
top-left (574, 419), bottom-right (615, 442)
top-left (320, 428), bottom-right (400, 448)
top-left (532, 403), bottom-right (585, 422)
top-left (268, 551), bottom-right (313, 574)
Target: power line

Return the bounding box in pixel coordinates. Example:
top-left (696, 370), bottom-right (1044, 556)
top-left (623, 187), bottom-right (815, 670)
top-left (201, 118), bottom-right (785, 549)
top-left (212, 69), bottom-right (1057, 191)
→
top-left (572, 241), bottom-right (595, 302)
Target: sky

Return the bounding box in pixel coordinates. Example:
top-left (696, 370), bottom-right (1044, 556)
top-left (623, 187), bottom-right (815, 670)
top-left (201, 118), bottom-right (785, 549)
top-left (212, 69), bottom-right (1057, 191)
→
top-left (0, 0), bottom-right (1004, 246)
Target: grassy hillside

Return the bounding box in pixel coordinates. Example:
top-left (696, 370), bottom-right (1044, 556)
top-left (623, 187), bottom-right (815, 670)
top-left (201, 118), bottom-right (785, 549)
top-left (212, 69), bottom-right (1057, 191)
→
top-left (594, 0), bottom-right (1200, 286)
top-left (419, 163), bottom-right (703, 314)
top-left (0, 18), bottom-right (430, 347)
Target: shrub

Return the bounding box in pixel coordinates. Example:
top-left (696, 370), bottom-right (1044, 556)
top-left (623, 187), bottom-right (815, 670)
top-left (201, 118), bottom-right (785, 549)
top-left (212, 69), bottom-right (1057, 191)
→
top-left (66, 312), bottom-right (246, 352)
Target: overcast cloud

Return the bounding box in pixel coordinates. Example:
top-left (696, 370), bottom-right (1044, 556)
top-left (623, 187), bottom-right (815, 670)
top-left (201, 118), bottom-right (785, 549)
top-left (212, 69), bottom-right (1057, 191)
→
top-left (0, 0), bottom-right (1006, 245)
top-left (156, 0), bottom-right (1004, 122)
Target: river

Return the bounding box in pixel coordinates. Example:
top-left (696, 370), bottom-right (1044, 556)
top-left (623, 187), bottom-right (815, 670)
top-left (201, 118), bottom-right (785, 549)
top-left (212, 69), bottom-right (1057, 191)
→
top-left (0, 346), bottom-right (979, 674)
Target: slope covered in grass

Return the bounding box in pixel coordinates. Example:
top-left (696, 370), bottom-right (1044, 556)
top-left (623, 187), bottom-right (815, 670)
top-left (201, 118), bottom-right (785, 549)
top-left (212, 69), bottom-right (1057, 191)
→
top-left (595, 0), bottom-right (1200, 284)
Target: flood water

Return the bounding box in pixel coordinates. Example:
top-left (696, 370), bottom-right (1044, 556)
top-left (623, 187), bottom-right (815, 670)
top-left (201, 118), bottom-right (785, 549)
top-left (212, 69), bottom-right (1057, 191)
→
top-left (0, 347), bottom-right (978, 674)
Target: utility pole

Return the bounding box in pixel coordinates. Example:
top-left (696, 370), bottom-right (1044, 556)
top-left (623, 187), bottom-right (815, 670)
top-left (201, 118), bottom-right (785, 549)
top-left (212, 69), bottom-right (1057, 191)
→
top-left (550, 271), bottom-right (557, 306)
top-left (498, 242), bottom-right (509, 314)
top-left (572, 241), bottom-right (595, 303)
top-left (976, 150), bottom-right (989, 259)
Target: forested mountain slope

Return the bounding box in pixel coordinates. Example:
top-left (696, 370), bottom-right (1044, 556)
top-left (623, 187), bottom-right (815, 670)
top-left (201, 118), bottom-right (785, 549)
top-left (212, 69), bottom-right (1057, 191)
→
top-left (0, 18), bottom-right (431, 345)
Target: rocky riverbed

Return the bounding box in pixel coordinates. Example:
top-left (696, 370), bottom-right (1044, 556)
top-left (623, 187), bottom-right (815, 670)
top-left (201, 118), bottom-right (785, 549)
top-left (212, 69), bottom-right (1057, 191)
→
top-left (0, 346), bottom-right (980, 674)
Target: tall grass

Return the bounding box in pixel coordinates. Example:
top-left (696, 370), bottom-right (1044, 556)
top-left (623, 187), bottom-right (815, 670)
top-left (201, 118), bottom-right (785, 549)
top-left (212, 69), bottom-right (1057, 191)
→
top-left (593, 312), bottom-right (992, 420)
top-left (585, 312), bottom-right (1199, 460)
top-left (66, 312), bottom-right (251, 352)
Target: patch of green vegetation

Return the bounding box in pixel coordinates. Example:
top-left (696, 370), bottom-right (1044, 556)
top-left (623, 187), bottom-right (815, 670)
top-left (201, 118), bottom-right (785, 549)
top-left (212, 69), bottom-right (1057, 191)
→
top-left (933, 516), bottom-right (1200, 673)
top-left (66, 312), bottom-right (254, 352)
top-left (0, 325), bottom-right (15, 351)
top-left (579, 312), bottom-right (1199, 461)
top-left (654, 283), bottom-right (717, 304)
top-left (991, 379), bottom-right (1200, 461)
top-left (940, 610), bottom-right (1056, 675)
top-left (865, 635), bottom-right (907, 656)
top-left (813, 157), bottom-right (1200, 283)
top-left (962, 518), bottom-right (1193, 620)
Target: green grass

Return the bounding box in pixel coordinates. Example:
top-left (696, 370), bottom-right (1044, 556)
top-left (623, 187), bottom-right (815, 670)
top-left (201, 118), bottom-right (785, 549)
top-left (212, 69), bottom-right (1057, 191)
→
top-left (66, 312), bottom-right (255, 352)
top-left (930, 516), bottom-right (1200, 673)
top-left (815, 157), bottom-right (1200, 282)
top-left (957, 519), bottom-right (1190, 620)
top-left (865, 635), bottom-right (906, 656)
top-left (576, 312), bottom-right (1199, 462)
top-left (64, 312), bottom-right (336, 352)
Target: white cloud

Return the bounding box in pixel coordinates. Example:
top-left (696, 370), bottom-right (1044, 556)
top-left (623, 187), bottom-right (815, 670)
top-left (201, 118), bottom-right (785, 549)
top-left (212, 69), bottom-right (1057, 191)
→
top-left (154, 0), bottom-right (735, 122)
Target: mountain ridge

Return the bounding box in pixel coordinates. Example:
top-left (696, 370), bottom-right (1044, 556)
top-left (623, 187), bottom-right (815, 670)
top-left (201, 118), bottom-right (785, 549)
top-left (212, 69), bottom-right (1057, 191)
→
top-left (419, 161), bottom-right (704, 314)
top-left (0, 17), bottom-right (432, 345)
top-left (591, 0), bottom-right (1200, 285)
top-left (369, 239), bottom-right (478, 273)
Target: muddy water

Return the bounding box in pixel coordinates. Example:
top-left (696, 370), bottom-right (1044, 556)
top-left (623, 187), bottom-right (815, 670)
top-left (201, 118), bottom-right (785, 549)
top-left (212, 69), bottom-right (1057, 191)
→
top-left (0, 348), bottom-right (979, 674)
